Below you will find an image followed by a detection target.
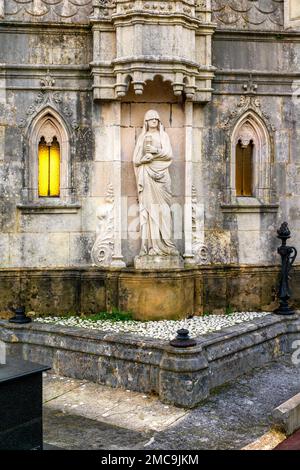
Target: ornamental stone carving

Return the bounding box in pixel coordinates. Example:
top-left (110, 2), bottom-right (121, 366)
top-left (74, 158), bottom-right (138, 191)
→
top-left (91, 0), bottom-right (216, 102)
top-left (91, 184), bottom-right (115, 267)
top-left (212, 0), bottom-right (284, 30)
top-left (237, 123), bottom-right (254, 149)
top-left (192, 186), bottom-right (208, 264)
top-left (2, 0), bottom-right (93, 23)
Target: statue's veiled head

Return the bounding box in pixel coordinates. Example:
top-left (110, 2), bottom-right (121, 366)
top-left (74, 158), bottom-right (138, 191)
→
top-left (144, 109), bottom-right (161, 131)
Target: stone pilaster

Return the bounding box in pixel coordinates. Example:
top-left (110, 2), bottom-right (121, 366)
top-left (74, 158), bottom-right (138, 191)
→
top-left (183, 101), bottom-right (195, 264)
top-left (111, 101), bottom-right (126, 268)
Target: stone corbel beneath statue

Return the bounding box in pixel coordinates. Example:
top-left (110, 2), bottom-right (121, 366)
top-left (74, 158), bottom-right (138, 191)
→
top-left (114, 68), bottom-right (199, 100)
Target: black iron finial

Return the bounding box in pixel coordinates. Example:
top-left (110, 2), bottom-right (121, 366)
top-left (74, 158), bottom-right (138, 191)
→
top-left (274, 223), bottom-right (297, 316)
top-left (277, 222), bottom-right (291, 243)
top-left (9, 306), bottom-right (31, 324)
top-left (170, 329), bottom-right (197, 348)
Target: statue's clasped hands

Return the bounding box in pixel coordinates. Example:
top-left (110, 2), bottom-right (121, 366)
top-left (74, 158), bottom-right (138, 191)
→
top-left (138, 145), bottom-right (158, 165)
top-left (142, 153), bottom-right (153, 163)
top-left (135, 153), bottom-right (153, 167)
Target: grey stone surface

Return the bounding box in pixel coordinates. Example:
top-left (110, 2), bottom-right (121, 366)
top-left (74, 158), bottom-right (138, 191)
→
top-left (43, 374), bottom-right (187, 433)
top-left (44, 408), bottom-right (149, 451)
top-left (42, 354), bottom-right (300, 450)
top-left (145, 355), bottom-right (300, 451)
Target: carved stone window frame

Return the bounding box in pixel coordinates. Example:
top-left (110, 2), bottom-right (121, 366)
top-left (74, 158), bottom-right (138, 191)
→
top-left (20, 107), bottom-right (77, 212)
top-left (221, 99), bottom-right (278, 213)
top-left (230, 111), bottom-right (272, 204)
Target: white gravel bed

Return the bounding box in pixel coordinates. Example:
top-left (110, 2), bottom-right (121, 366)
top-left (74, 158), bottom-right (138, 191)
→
top-left (35, 312), bottom-right (271, 341)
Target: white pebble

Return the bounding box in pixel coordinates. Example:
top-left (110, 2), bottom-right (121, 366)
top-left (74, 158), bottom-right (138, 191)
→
top-left (34, 312), bottom-right (270, 340)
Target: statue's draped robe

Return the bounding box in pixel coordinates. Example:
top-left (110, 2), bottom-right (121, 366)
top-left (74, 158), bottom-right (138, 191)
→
top-left (133, 126), bottom-right (178, 255)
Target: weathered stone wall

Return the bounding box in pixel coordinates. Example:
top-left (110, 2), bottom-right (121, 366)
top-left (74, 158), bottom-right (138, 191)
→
top-left (0, 1), bottom-right (300, 317)
top-left (203, 11), bottom-right (300, 265)
top-left (0, 265), bottom-right (299, 318)
top-left (0, 22), bottom-right (95, 268)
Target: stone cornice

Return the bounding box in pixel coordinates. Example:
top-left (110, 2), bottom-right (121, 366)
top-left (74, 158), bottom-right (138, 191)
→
top-left (213, 29), bottom-right (300, 40)
top-left (0, 21), bottom-right (91, 32)
top-left (111, 11), bottom-right (206, 29)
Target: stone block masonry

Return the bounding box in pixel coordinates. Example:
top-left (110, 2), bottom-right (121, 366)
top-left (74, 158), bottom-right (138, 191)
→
top-left (0, 265), bottom-right (300, 319)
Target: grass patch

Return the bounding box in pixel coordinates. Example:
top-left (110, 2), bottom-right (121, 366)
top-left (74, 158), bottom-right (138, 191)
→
top-left (225, 305), bottom-right (234, 316)
top-left (202, 312), bottom-right (211, 317)
top-left (83, 309), bottom-right (134, 322)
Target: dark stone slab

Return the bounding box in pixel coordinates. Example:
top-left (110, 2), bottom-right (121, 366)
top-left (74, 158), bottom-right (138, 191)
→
top-left (0, 358), bottom-right (48, 383)
top-left (0, 358), bottom-right (50, 450)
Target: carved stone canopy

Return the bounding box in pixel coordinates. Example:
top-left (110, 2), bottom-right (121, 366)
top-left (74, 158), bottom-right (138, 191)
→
top-left (91, 0), bottom-right (216, 102)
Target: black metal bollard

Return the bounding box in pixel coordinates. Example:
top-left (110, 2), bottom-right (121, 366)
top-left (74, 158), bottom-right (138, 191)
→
top-left (9, 306), bottom-right (32, 324)
top-left (274, 222), bottom-right (297, 315)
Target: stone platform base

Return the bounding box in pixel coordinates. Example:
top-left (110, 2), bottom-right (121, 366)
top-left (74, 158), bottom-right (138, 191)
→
top-left (134, 254), bottom-right (183, 270)
top-left (1, 314), bottom-right (299, 408)
top-left (119, 269), bottom-right (194, 320)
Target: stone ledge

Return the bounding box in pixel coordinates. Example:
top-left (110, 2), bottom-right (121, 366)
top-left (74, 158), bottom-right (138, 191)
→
top-left (221, 204), bottom-right (279, 213)
top-left (273, 392), bottom-right (300, 436)
top-left (1, 314), bottom-right (299, 408)
top-left (17, 204), bottom-right (81, 214)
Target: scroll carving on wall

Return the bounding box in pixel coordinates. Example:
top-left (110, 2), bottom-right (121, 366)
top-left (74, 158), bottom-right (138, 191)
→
top-left (192, 186), bottom-right (209, 265)
top-left (91, 184), bottom-right (115, 268)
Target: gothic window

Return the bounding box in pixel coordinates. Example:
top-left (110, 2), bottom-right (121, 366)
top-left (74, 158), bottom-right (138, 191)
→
top-left (26, 108), bottom-right (71, 203)
top-left (229, 111), bottom-right (272, 204)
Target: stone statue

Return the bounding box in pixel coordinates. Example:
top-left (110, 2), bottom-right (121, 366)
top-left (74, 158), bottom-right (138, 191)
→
top-left (133, 110), bottom-right (181, 268)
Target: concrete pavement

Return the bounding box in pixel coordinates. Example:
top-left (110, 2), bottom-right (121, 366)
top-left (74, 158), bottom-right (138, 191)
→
top-left (43, 354), bottom-right (300, 450)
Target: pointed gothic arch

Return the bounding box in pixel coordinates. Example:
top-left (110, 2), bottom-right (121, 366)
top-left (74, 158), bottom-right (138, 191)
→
top-left (26, 107), bottom-right (72, 202)
top-left (229, 110), bottom-right (273, 203)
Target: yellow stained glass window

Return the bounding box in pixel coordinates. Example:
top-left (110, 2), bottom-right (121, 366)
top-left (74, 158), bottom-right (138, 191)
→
top-left (38, 136), bottom-right (60, 197)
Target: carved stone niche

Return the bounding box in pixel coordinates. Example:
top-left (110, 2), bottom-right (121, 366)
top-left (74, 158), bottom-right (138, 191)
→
top-left (90, 0), bottom-right (216, 102)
